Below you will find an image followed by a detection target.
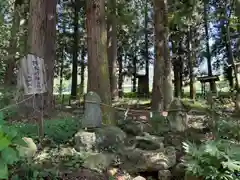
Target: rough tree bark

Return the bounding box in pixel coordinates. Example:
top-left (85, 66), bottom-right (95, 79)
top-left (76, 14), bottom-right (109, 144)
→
top-left (170, 36), bottom-right (180, 98)
top-left (225, 0), bottom-right (238, 90)
top-left (152, 0), bottom-right (172, 112)
top-left (79, 45), bottom-right (86, 96)
top-left (118, 53), bottom-right (123, 98)
top-left (144, 0), bottom-right (149, 97)
top-left (86, 0), bottom-right (115, 125)
top-left (59, 19), bottom-right (66, 98)
top-left (44, 0), bottom-right (57, 114)
top-left (107, 0), bottom-right (118, 100)
top-left (25, 0), bottom-right (47, 138)
top-left (22, 0), bottom-right (56, 137)
top-left (187, 26), bottom-right (196, 99)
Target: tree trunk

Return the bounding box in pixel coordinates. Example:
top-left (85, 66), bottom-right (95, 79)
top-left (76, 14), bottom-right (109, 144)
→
top-left (20, 0), bottom-right (56, 138)
top-left (225, 0), bottom-right (238, 90)
top-left (44, 0), bottom-right (57, 115)
top-left (187, 26), bottom-right (196, 99)
top-left (203, 0), bottom-right (216, 92)
top-left (162, 0), bottom-right (172, 110)
top-left (71, 2), bottom-right (79, 100)
top-left (152, 0), bottom-right (172, 111)
top-left (225, 0), bottom-right (240, 112)
top-left (173, 57), bottom-right (182, 98)
top-left (25, 0), bottom-right (47, 138)
top-left (107, 0), bottom-right (118, 100)
top-left (4, 0), bottom-right (23, 86)
top-left (132, 55), bottom-right (137, 93)
top-left (19, 0), bottom-right (29, 55)
top-left (59, 21), bottom-right (66, 99)
top-left (144, 0), bottom-right (149, 97)
top-left (175, 40), bottom-right (184, 98)
top-left (59, 55), bottom-right (64, 97)
top-left (118, 54), bottom-right (123, 98)
top-left (86, 0), bottom-right (115, 125)
top-left (171, 38), bottom-right (180, 98)
top-left (235, 0), bottom-right (240, 17)
top-left (79, 45), bottom-right (86, 96)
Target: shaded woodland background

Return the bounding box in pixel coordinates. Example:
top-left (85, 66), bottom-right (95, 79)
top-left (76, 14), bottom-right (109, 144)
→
top-left (0, 0), bottom-right (239, 179)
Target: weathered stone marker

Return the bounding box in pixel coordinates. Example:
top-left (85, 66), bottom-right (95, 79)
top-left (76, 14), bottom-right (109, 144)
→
top-left (82, 91), bottom-right (102, 128)
top-left (168, 98), bottom-right (188, 132)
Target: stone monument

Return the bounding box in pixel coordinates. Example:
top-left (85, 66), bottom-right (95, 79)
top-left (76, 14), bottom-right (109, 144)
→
top-left (82, 91), bottom-right (102, 128)
top-left (168, 98), bottom-right (188, 132)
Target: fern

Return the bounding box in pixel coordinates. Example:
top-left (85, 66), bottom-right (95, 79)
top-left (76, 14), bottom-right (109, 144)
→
top-left (183, 140), bottom-right (240, 180)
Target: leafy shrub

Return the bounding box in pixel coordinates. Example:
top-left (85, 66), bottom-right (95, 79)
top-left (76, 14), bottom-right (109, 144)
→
top-left (149, 114), bottom-right (170, 135)
top-left (0, 88), bottom-right (18, 118)
top-left (15, 118), bottom-right (79, 144)
top-left (215, 118), bottom-right (240, 141)
top-left (183, 139), bottom-right (240, 180)
top-left (0, 112), bottom-right (27, 179)
top-left (10, 163), bottom-right (60, 180)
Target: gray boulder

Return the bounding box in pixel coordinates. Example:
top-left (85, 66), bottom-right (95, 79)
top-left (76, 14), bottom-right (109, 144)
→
top-left (74, 130), bottom-right (97, 152)
top-left (133, 176), bottom-right (146, 180)
top-left (172, 162), bottom-right (185, 179)
top-left (82, 153), bottom-right (115, 173)
top-left (118, 120), bottom-right (152, 136)
top-left (127, 132), bottom-right (164, 150)
top-left (95, 126), bottom-right (127, 152)
top-left (158, 170), bottom-right (171, 180)
top-left (74, 126), bottom-right (127, 153)
top-left (119, 146), bottom-right (176, 173)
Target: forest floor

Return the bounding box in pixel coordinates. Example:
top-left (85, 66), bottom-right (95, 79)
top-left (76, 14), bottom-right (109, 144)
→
top-left (7, 96), bottom-right (240, 180)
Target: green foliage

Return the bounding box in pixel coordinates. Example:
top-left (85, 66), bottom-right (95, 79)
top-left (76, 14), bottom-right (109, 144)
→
top-left (123, 92), bottom-right (138, 98)
top-left (0, 88), bottom-right (18, 118)
top-left (215, 118), bottom-right (240, 141)
top-left (181, 98), bottom-right (209, 111)
top-left (123, 92), bottom-right (152, 98)
top-left (149, 114), bottom-right (170, 135)
top-left (183, 139), bottom-right (240, 180)
top-left (0, 112), bottom-right (26, 179)
top-left (15, 118), bottom-right (79, 144)
top-left (11, 163), bottom-right (60, 180)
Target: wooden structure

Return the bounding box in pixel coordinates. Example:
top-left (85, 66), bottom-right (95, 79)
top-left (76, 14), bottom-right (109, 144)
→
top-left (197, 75), bottom-right (220, 96)
top-left (136, 74), bottom-right (149, 97)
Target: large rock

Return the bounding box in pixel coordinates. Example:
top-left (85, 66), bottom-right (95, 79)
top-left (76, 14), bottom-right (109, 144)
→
top-left (74, 126), bottom-right (127, 153)
top-left (119, 146), bottom-right (176, 173)
top-left (118, 120), bottom-right (152, 136)
top-left (74, 130), bottom-right (97, 152)
top-left (172, 163), bottom-right (185, 179)
top-left (133, 176), bottom-right (146, 180)
top-left (95, 126), bottom-right (127, 152)
top-left (127, 132), bottom-right (164, 150)
top-left (82, 153), bottom-right (115, 173)
top-left (158, 170), bottom-right (171, 180)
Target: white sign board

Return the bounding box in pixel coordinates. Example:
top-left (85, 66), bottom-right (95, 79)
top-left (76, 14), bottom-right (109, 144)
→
top-left (18, 54), bottom-right (47, 95)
